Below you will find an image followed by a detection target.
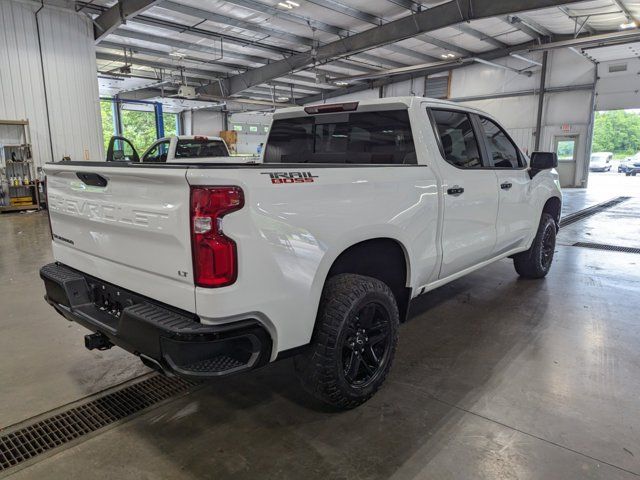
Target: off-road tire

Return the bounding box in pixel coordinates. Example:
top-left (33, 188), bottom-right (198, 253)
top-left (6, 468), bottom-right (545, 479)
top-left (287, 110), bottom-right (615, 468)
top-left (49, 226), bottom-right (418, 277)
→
top-left (513, 213), bottom-right (557, 279)
top-left (294, 274), bottom-right (399, 410)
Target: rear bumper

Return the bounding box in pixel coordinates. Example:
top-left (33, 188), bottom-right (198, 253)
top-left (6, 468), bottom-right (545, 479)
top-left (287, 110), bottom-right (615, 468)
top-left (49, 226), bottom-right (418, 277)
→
top-left (40, 262), bottom-right (272, 380)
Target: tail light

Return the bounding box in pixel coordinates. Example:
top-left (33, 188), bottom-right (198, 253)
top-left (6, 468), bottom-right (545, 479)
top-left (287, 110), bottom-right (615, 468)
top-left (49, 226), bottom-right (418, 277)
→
top-left (190, 186), bottom-right (244, 288)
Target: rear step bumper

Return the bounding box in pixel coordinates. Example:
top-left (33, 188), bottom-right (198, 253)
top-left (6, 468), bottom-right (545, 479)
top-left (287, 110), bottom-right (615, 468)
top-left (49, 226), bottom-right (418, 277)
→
top-left (40, 262), bottom-right (272, 380)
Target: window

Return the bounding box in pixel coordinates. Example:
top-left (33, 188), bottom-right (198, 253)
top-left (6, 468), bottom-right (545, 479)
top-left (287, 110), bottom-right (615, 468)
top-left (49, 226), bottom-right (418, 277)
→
top-left (175, 139), bottom-right (229, 158)
top-left (264, 110), bottom-right (416, 164)
top-left (430, 109), bottom-right (482, 168)
top-left (142, 140), bottom-right (170, 163)
top-left (478, 116), bottom-right (523, 168)
top-left (163, 113), bottom-right (179, 137)
top-left (263, 126), bottom-right (269, 133)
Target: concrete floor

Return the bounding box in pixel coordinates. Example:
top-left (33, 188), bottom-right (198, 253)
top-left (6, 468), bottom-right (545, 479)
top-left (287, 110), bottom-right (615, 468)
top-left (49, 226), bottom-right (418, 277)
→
top-left (1, 173), bottom-right (640, 479)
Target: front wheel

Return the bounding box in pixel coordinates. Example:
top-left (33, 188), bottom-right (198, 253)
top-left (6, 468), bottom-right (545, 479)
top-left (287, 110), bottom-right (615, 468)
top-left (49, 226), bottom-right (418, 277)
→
top-left (513, 213), bottom-right (556, 279)
top-left (294, 274), bottom-right (399, 410)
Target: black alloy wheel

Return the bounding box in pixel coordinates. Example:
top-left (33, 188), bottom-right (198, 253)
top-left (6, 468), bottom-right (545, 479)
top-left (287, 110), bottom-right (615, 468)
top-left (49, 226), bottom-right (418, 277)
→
top-left (341, 302), bottom-right (392, 388)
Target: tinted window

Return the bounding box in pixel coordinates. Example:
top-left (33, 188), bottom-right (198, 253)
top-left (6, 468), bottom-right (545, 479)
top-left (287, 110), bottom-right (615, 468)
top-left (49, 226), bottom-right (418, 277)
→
top-left (175, 139), bottom-right (228, 158)
top-left (478, 116), bottom-right (522, 168)
top-left (264, 110), bottom-right (416, 164)
top-left (142, 141), bottom-right (170, 163)
top-left (430, 109), bottom-right (482, 168)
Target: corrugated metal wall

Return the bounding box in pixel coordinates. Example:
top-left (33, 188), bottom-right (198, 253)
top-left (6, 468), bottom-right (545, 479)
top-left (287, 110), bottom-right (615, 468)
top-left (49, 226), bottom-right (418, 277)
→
top-left (0, 1), bottom-right (102, 167)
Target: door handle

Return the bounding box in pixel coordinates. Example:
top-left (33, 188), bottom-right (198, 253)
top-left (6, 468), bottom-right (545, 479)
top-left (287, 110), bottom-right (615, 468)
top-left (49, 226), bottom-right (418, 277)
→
top-left (76, 172), bottom-right (108, 187)
top-left (500, 182), bottom-right (513, 190)
top-left (447, 186), bottom-right (464, 196)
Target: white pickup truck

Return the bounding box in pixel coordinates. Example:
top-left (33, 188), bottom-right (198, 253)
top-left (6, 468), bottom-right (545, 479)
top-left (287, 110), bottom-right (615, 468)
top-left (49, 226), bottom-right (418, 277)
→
top-left (41, 97), bottom-right (561, 409)
top-left (106, 135), bottom-right (255, 163)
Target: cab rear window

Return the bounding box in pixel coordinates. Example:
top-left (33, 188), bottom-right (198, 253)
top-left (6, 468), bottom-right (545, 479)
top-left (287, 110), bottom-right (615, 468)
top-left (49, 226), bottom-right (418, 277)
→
top-left (263, 110), bottom-right (416, 164)
top-left (175, 139), bottom-right (229, 158)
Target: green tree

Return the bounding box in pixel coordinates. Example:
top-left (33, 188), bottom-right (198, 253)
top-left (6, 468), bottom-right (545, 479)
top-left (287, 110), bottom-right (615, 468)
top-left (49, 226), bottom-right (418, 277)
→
top-left (592, 110), bottom-right (640, 156)
top-left (121, 109), bottom-right (157, 154)
top-left (100, 100), bottom-right (115, 156)
top-left (164, 113), bottom-right (178, 137)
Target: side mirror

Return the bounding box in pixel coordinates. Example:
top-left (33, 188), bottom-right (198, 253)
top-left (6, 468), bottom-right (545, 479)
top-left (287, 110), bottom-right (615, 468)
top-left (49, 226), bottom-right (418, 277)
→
top-left (530, 152), bottom-right (558, 170)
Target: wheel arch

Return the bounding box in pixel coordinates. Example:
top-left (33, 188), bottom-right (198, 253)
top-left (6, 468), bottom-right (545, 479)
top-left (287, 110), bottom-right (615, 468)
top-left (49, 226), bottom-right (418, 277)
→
top-left (324, 237), bottom-right (412, 322)
top-left (542, 196), bottom-right (562, 230)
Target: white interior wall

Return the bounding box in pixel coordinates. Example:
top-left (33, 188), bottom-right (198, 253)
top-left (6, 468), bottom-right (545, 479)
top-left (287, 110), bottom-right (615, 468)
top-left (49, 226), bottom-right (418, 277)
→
top-left (228, 112), bottom-right (272, 155)
top-left (190, 110), bottom-right (225, 136)
top-left (0, 0), bottom-right (102, 166)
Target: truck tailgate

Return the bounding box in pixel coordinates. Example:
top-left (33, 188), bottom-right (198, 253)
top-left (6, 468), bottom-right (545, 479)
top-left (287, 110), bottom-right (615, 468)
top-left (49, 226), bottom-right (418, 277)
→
top-left (45, 163), bottom-right (196, 312)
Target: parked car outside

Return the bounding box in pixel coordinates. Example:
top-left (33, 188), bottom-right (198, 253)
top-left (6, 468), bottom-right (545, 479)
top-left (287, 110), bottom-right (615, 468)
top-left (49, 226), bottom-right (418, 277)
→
top-left (589, 152), bottom-right (613, 172)
top-left (619, 152), bottom-right (640, 175)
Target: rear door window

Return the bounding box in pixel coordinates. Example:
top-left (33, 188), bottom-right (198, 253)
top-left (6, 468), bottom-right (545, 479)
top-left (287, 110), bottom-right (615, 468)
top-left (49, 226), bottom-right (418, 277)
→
top-left (175, 139), bottom-right (229, 158)
top-left (430, 109), bottom-right (483, 168)
top-left (263, 110), bottom-right (416, 164)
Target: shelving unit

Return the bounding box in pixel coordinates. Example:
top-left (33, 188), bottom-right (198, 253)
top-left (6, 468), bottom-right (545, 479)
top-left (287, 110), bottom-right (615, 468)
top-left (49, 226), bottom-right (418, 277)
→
top-left (0, 120), bottom-right (40, 213)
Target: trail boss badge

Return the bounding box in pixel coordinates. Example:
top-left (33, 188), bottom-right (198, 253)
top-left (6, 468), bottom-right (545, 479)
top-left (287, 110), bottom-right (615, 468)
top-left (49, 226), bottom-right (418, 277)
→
top-left (261, 172), bottom-right (318, 184)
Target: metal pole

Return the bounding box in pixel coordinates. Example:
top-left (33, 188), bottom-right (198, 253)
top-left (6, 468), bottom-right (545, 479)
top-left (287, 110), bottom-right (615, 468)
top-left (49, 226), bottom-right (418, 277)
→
top-left (582, 65), bottom-right (599, 188)
top-left (112, 98), bottom-right (123, 136)
top-left (154, 102), bottom-right (164, 139)
top-left (534, 51), bottom-right (548, 151)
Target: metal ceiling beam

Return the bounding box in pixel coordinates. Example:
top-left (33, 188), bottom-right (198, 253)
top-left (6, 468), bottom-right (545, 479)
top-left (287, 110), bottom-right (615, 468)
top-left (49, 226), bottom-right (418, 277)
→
top-left (99, 42), bottom-right (240, 74)
top-left (220, 0), bottom-right (437, 63)
top-left (83, 0), bottom-right (392, 74)
top-left (297, 28), bottom-right (635, 104)
top-left (110, 24), bottom-right (378, 75)
top-left (558, 6), bottom-right (596, 34)
top-left (112, 28), bottom-right (378, 74)
top-left (526, 28), bottom-right (640, 51)
top-left (612, 0), bottom-right (640, 24)
top-left (82, 0), bottom-right (380, 73)
top-left (160, 1), bottom-right (315, 48)
top-left (456, 24), bottom-right (508, 49)
top-left (112, 28), bottom-right (267, 64)
top-left (98, 43), bottom-right (336, 90)
top-left (159, 0), bottom-right (406, 70)
top-left (502, 15), bottom-right (553, 40)
top-left (416, 34), bottom-right (473, 56)
top-left (97, 52), bottom-right (224, 79)
top-left (96, 52), bottom-right (323, 95)
top-left (93, 0), bottom-right (164, 42)
top-left (220, 0), bottom-right (349, 37)
top-left (305, 0), bottom-right (382, 25)
top-left (225, 0), bottom-right (585, 95)
top-left (388, 1), bottom-right (508, 50)
top-left (383, 44), bottom-right (440, 62)
top-left (308, 0), bottom-right (475, 58)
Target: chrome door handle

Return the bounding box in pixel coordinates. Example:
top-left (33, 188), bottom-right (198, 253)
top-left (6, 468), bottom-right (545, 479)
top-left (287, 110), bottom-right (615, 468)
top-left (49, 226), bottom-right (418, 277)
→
top-left (500, 182), bottom-right (513, 190)
top-left (447, 186), bottom-right (464, 196)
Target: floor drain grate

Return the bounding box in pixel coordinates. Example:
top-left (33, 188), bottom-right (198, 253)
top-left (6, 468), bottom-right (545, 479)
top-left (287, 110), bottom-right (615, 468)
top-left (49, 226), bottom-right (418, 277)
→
top-left (0, 375), bottom-right (195, 472)
top-left (560, 196), bottom-right (631, 228)
top-left (573, 242), bottom-right (640, 254)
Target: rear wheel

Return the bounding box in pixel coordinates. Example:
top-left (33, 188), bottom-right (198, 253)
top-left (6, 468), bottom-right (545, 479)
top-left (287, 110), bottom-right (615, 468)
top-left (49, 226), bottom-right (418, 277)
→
top-left (294, 274), bottom-right (399, 410)
top-left (513, 213), bottom-right (556, 279)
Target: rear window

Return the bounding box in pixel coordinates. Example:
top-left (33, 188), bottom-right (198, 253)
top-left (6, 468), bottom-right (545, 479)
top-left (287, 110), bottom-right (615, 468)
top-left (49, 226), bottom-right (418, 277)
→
top-left (175, 139), bottom-right (228, 158)
top-left (263, 110), bottom-right (416, 164)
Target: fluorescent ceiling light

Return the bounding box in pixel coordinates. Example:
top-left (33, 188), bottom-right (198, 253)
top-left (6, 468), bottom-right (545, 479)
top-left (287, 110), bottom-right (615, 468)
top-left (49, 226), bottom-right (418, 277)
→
top-left (440, 53), bottom-right (456, 59)
top-left (286, 0), bottom-right (300, 6)
top-left (620, 21), bottom-right (637, 29)
top-left (335, 80), bottom-right (349, 86)
top-left (277, 96), bottom-right (290, 101)
top-left (278, 2), bottom-right (293, 8)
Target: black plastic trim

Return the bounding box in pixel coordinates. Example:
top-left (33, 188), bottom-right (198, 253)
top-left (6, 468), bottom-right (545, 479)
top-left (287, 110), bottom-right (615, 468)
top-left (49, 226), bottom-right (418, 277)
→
top-left (46, 161), bottom-right (427, 169)
top-left (40, 262), bottom-right (272, 379)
